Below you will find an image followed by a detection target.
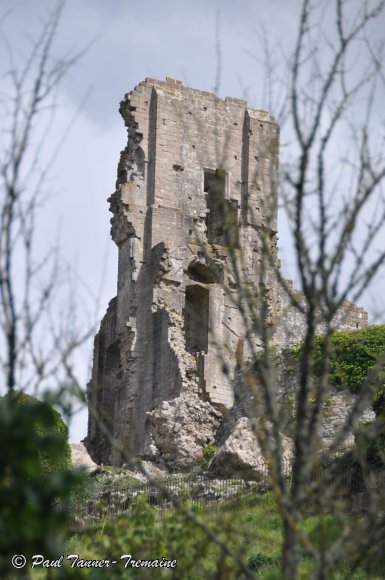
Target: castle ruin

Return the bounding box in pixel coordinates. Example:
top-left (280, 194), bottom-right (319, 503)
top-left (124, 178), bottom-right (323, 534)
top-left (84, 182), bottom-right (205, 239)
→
top-left (85, 78), bottom-right (367, 468)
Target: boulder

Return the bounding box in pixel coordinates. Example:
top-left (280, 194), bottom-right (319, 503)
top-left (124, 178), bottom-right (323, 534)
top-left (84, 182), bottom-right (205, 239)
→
top-left (146, 395), bottom-right (222, 469)
top-left (207, 417), bottom-right (293, 480)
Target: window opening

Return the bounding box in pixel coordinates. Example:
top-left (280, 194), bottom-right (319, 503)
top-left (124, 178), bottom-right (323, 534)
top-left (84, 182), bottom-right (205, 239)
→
top-left (184, 285), bottom-right (209, 353)
top-left (204, 168), bottom-right (239, 247)
top-left (187, 261), bottom-right (216, 284)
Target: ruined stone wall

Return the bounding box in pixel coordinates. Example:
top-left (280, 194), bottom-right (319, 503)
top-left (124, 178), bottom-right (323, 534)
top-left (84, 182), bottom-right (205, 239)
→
top-left (86, 77), bottom-right (369, 469)
top-left (86, 77), bottom-right (280, 465)
top-left (272, 278), bottom-right (368, 349)
top-left (275, 356), bottom-right (375, 447)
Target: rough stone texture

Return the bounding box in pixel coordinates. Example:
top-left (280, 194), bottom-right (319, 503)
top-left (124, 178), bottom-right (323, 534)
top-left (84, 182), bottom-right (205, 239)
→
top-left (85, 77), bottom-right (368, 468)
top-left (208, 417), bottom-right (293, 480)
top-left (146, 395), bottom-right (222, 469)
top-left (318, 389), bottom-right (375, 445)
top-left (272, 279), bottom-right (368, 349)
top-left (276, 358), bottom-right (375, 446)
top-left (71, 443), bottom-right (97, 471)
top-left (85, 77), bottom-right (280, 466)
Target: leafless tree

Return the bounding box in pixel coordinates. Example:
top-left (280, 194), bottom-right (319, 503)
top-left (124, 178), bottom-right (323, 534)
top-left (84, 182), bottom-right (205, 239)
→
top-left (214, 0), bottom-right (385, 577)
top-left (0, 1), bottom-right (94, 396)
top-left (175, 0), bottom-right (385, 576)
top-left (57, 1), bottom-right (385, 577)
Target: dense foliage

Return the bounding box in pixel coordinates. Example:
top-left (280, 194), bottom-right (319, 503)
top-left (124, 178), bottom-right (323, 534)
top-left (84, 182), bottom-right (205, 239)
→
top-left (312, 325), bottom-right (385, 395)
top-left (0, 391), bottom-right (83, 575)
top-left (5, 391), bottom-right (72, 472)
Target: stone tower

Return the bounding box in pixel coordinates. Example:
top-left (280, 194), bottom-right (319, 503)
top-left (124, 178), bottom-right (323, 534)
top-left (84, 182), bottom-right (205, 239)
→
top-left (85, 77), bottom-right (368, 467)
top-left (85, 77), bottom-right (280, 465)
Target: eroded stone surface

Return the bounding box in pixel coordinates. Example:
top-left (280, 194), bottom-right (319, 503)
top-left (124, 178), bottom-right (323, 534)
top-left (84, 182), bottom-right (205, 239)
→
top-left (207, 417), bottom-right (293, 480)
top-left (85, 77), bottom-right (281, 465)
top-left (85, 77), bottom-right (368, 468)
top-left (276, 356), bottom-right (376, 446)
top-left (146, 396), bottom-right (222, 469)
top-left (317, 388), bottom-right (375, 445)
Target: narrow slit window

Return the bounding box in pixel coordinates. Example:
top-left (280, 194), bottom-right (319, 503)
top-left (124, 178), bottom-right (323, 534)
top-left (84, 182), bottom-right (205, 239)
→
top-left (184, 285), bottom-right (209, 353)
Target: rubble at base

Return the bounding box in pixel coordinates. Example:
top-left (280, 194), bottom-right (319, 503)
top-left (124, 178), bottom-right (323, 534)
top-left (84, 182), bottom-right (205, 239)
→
top-left (207, 418), bottom-right (293, 481)
top-left (146, 395), bottom-right (222, 469)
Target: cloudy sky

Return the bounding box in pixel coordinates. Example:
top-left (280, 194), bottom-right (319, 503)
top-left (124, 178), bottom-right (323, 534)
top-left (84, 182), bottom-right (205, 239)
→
top-left (1, 0), bottom-right (384, 441)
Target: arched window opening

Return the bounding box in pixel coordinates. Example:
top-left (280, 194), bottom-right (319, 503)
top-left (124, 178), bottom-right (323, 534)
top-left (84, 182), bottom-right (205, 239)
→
top-left (187, 261), bottom-right (216, 284)
top-left (132, 146), bottom-right (145, 176)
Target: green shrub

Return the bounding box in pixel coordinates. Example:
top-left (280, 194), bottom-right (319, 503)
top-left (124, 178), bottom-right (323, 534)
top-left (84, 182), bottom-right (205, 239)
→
top-left (0, 390), bottom-right (83, 574)
top-left (4, 390), bottom-right (71, 473)
top-left (200, 443), bottom-right (219, 470)
top-left (291, 325), bottom-right (385, 400)
top-left (312, 325), bottom-right (385, 394)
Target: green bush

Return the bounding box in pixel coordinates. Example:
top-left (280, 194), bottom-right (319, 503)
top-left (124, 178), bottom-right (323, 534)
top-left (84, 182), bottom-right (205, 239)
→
top-left (291, 325), bottom-right (385, 400)
top-left (3, 390), bottom-right (72, 473)
top-left (0, 390), bottom-right (83, 575)
top-left (199, 444), bottom-right (219, 471)
top-left (312, 325), bottom-right (385, 395)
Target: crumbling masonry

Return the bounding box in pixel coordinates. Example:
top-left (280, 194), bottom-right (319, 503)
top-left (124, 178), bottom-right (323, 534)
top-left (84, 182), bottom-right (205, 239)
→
top-left (85, 78), bottom-right (367, 468)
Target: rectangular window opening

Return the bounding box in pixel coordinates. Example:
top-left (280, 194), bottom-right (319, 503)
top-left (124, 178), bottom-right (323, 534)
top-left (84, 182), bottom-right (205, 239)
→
top-left (204, 168), bottom-right (239, 247)
top-left (184, 285), bottom-right (209, 354)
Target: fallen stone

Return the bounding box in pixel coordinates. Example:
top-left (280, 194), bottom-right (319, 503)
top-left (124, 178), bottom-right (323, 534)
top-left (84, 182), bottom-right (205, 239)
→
top-left (147, 395), bottom-right (222, 469)
top-left (139, 460), bottom-right (170, 481)
top-left (207, 417), bottom-right (293, 480)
